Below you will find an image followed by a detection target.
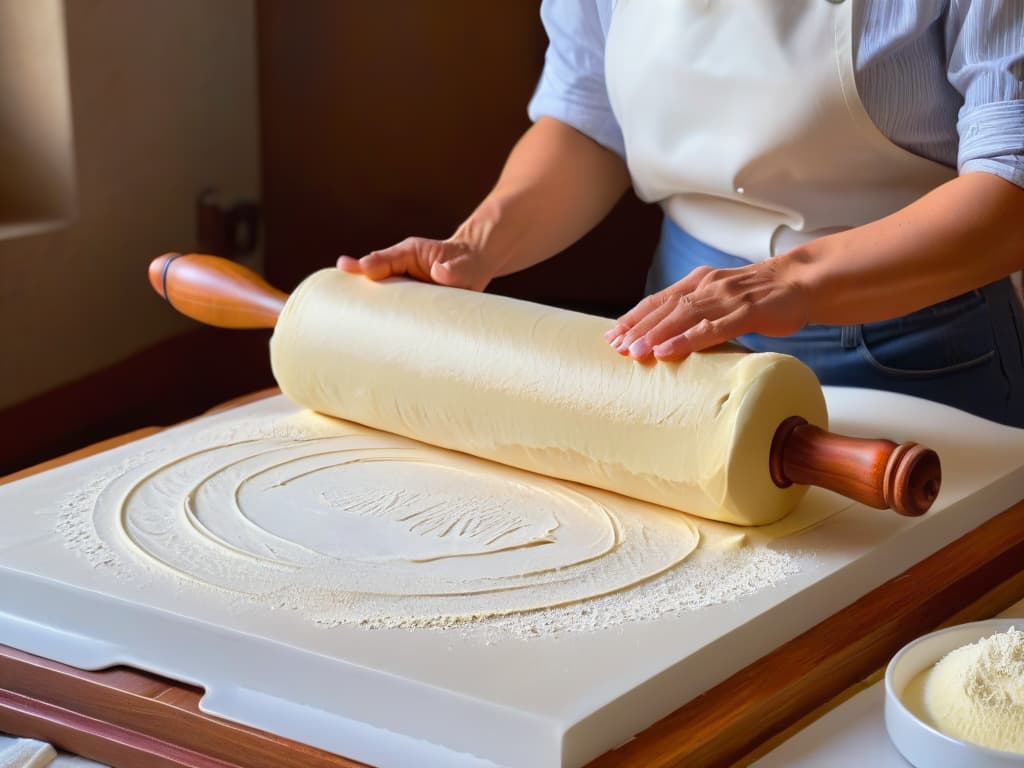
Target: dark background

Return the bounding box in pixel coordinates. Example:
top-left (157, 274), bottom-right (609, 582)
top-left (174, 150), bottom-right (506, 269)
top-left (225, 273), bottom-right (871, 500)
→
top-left (1, 1), bottom-right (660, 475)
top-left (257, 1), bottom-right (659, 307)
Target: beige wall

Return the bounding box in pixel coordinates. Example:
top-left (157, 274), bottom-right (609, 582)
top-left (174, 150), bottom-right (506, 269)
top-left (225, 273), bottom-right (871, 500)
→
top-left (0, 0), bottom-right (260, 409)
top-left (0, 0), bottom-right (75, 228)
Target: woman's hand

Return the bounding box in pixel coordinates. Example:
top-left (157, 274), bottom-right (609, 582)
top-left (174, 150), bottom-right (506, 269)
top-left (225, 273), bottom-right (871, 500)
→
top-left (338, 117), bottom-right (631, 295)
top-left (605, 257), bottom-right (811, 361)
top-left (608, 173), bottom-right (1024, 363)
top-left (337, 237), bottom-right (493, 292)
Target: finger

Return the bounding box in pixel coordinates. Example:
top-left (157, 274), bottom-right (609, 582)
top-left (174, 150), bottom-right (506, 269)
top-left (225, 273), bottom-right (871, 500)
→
top-left (652, 305), bottom-right (752, 360)
top-left (612, 296), bottom-right (673, 355)
top-left (621, 289), bottom-right (716, 358)
top-left (618, 300), bottom-right (678, 357)
top-left (358, 250), bottom-right (408, 281)
top-left (603, 325), bottom-right (624, 342)
top-left (429, 260), bottom-right (460, 286)
top-left (638, 304), bottom-right (703, 350)
top-left (600, 325), bottom-right (628, 352)
top-left (359, 242), bottom-right (432, 282)
top-left (611, 265), bottom-right (714, 343)
top-left (336, 255), bottom-right (363, 273)
top-left (648, 332), bottom-right (693, 362)
top-left (429, 250), bottom-right (487, 291)
top-left (613, 293), bottom-right (667, 338)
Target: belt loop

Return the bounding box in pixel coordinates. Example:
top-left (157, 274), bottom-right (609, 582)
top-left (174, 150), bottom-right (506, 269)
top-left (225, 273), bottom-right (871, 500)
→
top-left (840, 325), bottom-right (861, 349)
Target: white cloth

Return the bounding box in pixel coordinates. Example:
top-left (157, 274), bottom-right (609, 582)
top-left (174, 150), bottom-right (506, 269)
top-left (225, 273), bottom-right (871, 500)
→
top-left (603, 0), bottom-right (957, 261)
top-left (0, 737), bottom-right (105, 768)
top-left (528, 0), bottom-right (1024, 189)
top-left (0, 738), bottom-right (55, 768)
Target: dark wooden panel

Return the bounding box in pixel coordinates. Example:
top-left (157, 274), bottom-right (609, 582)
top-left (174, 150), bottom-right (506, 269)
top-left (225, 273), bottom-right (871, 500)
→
top-left (256, 0), bottom-right (660, 313)
top-left (0, 690), bottom-right (233, 768)
top-left (0, 644), bottom-right (367, 768)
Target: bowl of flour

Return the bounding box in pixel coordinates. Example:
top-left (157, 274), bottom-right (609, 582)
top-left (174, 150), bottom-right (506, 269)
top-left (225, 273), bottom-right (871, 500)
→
top-left (885, 619), bottom-right (1024, 768)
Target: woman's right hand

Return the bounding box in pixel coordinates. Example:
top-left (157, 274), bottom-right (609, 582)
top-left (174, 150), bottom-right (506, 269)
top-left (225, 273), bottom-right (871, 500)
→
top-left (337, 237), bottom-right (493, 292)
top-left (337, 117), bottom-right (632, 294)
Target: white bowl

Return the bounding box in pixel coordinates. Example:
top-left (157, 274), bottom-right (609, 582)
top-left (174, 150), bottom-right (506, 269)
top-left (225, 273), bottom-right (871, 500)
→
top-left (885, 619), bottom-right (1024, 768)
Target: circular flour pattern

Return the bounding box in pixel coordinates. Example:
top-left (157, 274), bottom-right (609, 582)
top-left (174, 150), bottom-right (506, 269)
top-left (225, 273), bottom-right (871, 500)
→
top-left (87, 431), bottom-right (700, 625)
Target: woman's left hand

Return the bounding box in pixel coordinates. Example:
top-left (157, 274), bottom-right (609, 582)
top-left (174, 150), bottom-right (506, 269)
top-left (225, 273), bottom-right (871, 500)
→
top-left (604, 258), bottom-right (811, 361)
top-left (608, 174), bottom-right (1024, 362)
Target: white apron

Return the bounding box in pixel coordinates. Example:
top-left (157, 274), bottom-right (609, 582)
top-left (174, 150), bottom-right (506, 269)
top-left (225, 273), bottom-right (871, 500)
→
top-left (604, 0), bottom-right (957, 262)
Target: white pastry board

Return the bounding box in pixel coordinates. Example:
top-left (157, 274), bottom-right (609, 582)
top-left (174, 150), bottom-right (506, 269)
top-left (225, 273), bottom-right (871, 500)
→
top-left (1, 388), bottom-right (1022, 768)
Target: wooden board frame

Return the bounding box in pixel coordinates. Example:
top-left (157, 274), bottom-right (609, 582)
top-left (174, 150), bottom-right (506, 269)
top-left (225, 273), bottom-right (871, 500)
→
top-left (2, 393), bottom-right (1023, 768)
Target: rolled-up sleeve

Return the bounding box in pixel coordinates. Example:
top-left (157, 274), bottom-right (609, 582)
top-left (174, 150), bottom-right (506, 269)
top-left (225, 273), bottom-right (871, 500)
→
top-left (947, 0), bottom-right (1024, 187)
top-left (527, 0), bottom-right (625, 157)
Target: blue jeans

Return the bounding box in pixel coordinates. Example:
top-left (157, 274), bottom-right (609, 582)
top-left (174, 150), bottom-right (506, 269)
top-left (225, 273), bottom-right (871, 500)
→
top-left (648, 218), bottom-right (1024, 427)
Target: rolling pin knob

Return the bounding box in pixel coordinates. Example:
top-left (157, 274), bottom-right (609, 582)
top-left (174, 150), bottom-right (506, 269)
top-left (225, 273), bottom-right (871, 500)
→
top-left (769, 416), bottom-right (941, 516)
top-left (884, 442), bottom-right (941, 517)
top-left (148, 253), bottom-right (287, 329)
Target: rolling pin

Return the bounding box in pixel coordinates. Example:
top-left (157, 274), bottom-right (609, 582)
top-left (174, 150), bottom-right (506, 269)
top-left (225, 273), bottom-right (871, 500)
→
top-left (149, 253), bottom-right (941, 524)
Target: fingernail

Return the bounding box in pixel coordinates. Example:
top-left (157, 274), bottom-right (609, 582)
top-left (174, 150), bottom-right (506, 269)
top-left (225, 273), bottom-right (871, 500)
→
top-left (609, 334), bottom-right (623, 347)
top-left (653, 341), bottom-right (683, 360)
top-left (615, 338), bottom-right (631, 353)
top-left (604, 328), bottom-right (620, 341)
top-left (628, 338), bottom-right (651, 358)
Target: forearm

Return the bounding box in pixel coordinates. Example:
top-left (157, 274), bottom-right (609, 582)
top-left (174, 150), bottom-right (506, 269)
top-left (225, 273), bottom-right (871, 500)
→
top-left (451, 117), bottom-right (632, 279)
top-left (788, 172), bottom-right (1024, 325)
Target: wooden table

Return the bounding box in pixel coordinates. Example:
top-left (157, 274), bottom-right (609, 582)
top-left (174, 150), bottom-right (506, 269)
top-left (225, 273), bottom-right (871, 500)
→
top-left (2, 392), bottom-right (1023, 768)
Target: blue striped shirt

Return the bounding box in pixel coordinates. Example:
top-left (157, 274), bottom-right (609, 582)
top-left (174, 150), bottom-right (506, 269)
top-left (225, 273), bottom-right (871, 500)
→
top-left (528, 0), bottom-right (1024, 188)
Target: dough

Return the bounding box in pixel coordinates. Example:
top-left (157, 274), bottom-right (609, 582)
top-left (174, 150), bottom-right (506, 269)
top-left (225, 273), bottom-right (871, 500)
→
top-left (270, 270), bottom-right (828, 525)
top-left (92, 421), bottom-right (702, 624)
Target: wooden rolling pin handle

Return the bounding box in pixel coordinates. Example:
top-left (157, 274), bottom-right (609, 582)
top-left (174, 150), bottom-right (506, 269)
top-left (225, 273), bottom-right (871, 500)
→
top-left (769, 416), bottom-right (941, 517)
top-left (148, 253), bottom-right (287, 329)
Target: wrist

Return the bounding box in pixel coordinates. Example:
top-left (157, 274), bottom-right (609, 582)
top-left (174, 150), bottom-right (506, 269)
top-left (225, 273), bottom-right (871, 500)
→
top-left (449, 195), bottom-right (516, 279)
top-left (773, 238), bottom-right (835, 326)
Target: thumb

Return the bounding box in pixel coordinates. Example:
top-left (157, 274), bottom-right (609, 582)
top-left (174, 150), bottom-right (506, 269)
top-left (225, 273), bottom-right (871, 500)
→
top-left (429, 249), bottom-right (490, 291)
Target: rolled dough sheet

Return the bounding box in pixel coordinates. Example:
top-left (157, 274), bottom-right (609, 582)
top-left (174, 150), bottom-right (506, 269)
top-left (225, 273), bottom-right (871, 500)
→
top-left (51, 400), bottom-right (825, 629)
top-left (270, 270), bottom-right (828, 525)
top-left (87, 414), bottom-right (707, 624)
